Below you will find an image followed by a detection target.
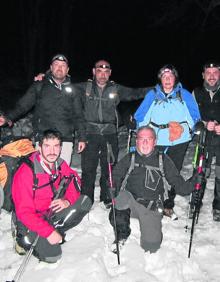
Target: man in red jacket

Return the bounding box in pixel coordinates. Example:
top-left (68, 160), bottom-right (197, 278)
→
top-left (12, 129), bottom-right (92, 263)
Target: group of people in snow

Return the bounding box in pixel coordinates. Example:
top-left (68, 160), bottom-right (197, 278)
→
top-left (0, 54), bottom-right (220, 261)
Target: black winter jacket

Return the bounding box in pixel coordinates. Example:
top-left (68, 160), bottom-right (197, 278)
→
top-left (75, 80), bottom-right (149, 135)
top-left (113, 149), bottom-right (194, 203)
top-left (7, 75), bottom-right (86, 142)
top-left (193, 86), bottom-right (220, 123)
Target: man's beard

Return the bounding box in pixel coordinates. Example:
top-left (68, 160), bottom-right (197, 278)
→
top-left (204, 80), bottom-right (220, 92)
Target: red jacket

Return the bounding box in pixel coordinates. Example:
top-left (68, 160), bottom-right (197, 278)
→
top-left (12, 152), bottom-right (80, 238)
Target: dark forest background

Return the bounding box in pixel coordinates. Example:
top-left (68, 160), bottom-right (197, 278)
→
top-left (1, 0), bottom-right (220, 120)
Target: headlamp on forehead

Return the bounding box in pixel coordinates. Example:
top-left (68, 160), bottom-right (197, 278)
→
top-left (95, 64), bottom-right (111, 69)
top-left (51, 54), bottom-right (68, 65)
top-left (203, 61), bottom-right (220, 71)
top-left (160, 68), bottom-right (173, 76)
top-left (157, 64), bottom-right (179, 84)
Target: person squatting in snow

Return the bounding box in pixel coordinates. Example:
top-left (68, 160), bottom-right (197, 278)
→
top-left (12, 129), bottom-right (92, 263)
top-left (109, 126), bottom-right (198, 253)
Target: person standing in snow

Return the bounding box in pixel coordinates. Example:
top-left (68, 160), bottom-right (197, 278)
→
top-left (0, 54), bottom-right (86, 165)
top-left (134, 65), bottom-right (201, 219)
top-left (74, 60), bottom-right (151, 208)
top-left (12, 129), bottom-right (92, 263)
top-left (109, 126), bottom-right (197, 253)
top-left (193, 61), bottom-right (220, 221)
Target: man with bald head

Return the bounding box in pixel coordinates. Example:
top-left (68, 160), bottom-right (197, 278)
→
top-left (74, 59), bottom-right (150, 207)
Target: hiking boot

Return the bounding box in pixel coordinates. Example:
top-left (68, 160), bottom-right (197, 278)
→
top-left (163, 208), bottom-right (178, 220)
top-left (111, 238), bottom-right (127, 254)
top-left (15, 241), bottom-right (26, 256)
top-left (213, 209), bottom-right (220, 222)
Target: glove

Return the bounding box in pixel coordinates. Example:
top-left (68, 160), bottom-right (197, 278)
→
top-left (194, 121), bottom-right (205, 135)
top-left (168, 121), bottom-right (184, 141)
top-left (127, 115), bottom-right (137, 130)
top-left (192, 189), bottom-right (203, 206)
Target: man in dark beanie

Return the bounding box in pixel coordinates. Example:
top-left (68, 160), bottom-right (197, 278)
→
top-left (0, 54), bottom-right (86, 165)
top-left (193, 61), bottom-right (220, 221)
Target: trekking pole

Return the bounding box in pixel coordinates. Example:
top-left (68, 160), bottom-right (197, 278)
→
top-left (185, 133), bottom-right (201, 231)
top-left (127, 129), bottom-right (132, 153)
top-left (6, 235), bottom-right (40, 282)
top-left (7, 175), bottom-right (70, 282)
top-left (106, 142), bottom-right (120, 265)
top-left (188, 123), bottom-right (208, 258)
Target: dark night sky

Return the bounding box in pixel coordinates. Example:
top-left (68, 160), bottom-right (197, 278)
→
top-left (1, 0), bottom-right (220, 111)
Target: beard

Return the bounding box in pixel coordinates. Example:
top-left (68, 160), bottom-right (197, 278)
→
top-left (204, 80), bottom-right (220, 92)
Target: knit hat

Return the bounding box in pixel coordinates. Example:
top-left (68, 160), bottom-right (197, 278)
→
top-left (51, 54), bottom-right (68, 65)
top-left (203, 61), bottom-right (220, 71)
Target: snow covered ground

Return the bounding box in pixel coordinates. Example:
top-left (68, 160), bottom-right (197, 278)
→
top-left (1, 134), bottom-right (220, 282)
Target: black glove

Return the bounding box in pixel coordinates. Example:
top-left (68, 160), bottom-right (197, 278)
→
top-left (194, 121), bottom-right (205, 135)
top-left (128, 115), bottom-right (137, 130)
top-left (192, 188), bottom-right (203, 206)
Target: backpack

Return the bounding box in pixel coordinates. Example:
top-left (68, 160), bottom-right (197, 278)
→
top-left (85, 79), bottom-right (122, 129)
top-left (0, 139), bottom-right (36, 212)
top-left (140, 87), bottom-right (194, 146)
top-left (1, 154), bottom-right (35, 212)
top-left (149, 88), bottom-right (186, 129)
top-left (120, 152), bottom-right (170, 204)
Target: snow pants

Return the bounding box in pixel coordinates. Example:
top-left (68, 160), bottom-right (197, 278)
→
top-left (81, 133), bottom-right (118, 203)
top-left (110, 191), bottom-right (163, 253)
top-left (15, 195), bottom-right (92, 263)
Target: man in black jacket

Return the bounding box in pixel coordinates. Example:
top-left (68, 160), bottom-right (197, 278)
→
top-left (193, 61), bottom-right (220, 221)
top-left (0, 54), bottom-right (86, 165)
top-left (74, 60), bottom-right (150, 207)
top-left (109, 126), bottom-right (196, 253)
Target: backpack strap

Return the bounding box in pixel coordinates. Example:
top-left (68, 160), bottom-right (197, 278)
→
top-left (158, 151), bottom-right (170, 200)
top-left (176, 90), bottom-right (183, 103)
top-left (23, 156), bottom-right (75, 200)
top-left (85, 79), bottom-right (93, 97)
top-left (19, 156), bottom-right (39, 198)
top-left (152, 87), bottom-right (159, 104)
top-left (120, 153), bottom-right (136, 191)
top-left (72, 174), bottom-right (81, 192)
top-left (109, 81), bottom-right (119, 130)
top-left (52, 174), bottom-right (74, 200)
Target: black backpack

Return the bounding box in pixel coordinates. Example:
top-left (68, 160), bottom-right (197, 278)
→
top-left (1, 154), bottom-right (35, 212)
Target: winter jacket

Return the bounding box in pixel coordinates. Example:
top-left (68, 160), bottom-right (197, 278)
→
top-left (193, 86), bottom-right (220, 123)
top-left (75, 80), bottom-right (149, 135)
top-left (134, 83), bottom-right (201, 146)
top-left (12, 152), bottom-right (80, 238)
top-left (113, 148), bottom-right (194, 203)
top-left (7, 75), bottom-right (86, 142)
